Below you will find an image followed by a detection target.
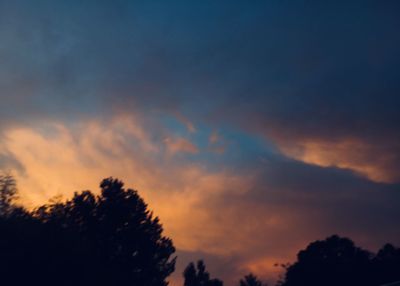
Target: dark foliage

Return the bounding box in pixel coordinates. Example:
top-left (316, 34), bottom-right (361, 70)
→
top-left (0, 177), bottom-right (175, 286)
top-left (0, 173), bottom-right (17, 216)
top-left (183, 260), bottom-right (223, 286)
top-left (372, 243), bottom-right (400, 285)
top-left (239, 273), bottom-right (266, 286)
top-left (279, 235), bottom-right (400, 286)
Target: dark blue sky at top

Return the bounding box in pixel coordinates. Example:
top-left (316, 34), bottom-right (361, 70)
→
top-left (1, 1), bottom-right (399, 127)
top-left (1, 1), bottom-right (400, 284)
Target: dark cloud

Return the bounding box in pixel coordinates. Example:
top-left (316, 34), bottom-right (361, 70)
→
top-left (1, 1), bottom-right (399, 128)
top-left (2, 2), bottom-right (399, 181)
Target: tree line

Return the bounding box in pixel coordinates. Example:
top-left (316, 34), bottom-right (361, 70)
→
top-left (0, 174), bottom-right (399, 286)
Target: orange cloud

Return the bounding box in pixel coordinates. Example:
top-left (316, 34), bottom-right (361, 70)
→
top-left (277, 138), bottom-right (399, 183)
top-left (164, 136), bottom-right (199, 155)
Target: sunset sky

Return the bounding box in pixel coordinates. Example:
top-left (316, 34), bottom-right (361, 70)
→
top-left (1, 1), bottom-right (400, 285)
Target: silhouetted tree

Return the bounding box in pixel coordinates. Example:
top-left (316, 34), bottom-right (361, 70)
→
top-left (184, 262), bottom-right (199, 286)
top-left (279, 235), bottom-right (400, 286)
top-left (183, 260), bottom-right (223, 286)
top-left (239, 273), bottom-right (266, 286)
top-left (208, 279), bottom-right (223, 286)
top-left (280, 235), bottom-right (373, 286)
top-left (371, 243), bottom-right (400, 285)
top-left (41, 178), bottom-right (176, 285)
top-left (0, 174), bottom-right (46, 285)
top-left (0, 172), bottom-right (17, 216)
top-left (0, 177), bottom-right (176, 286)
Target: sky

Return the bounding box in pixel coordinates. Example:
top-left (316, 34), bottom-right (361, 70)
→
top-left (1, 1), bottom-right (400, 285)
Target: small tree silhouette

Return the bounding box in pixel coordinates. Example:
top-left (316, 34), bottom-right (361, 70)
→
top-left (239, 273), bottom-right (266, 286)
top-left (183, 260), bottom-right (223, 286)
top-left (372, 243), bottom-right (400, 285)
top-left (0, 172), bottom-right (17, 216)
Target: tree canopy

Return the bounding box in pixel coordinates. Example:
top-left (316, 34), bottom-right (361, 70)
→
top-left (0, 172), bottom-right (17, 216)
top-left (279, 235), bottom-right (400, 286)
top-left (0, 177), bottom-right (175, 286)
top-left (239, 274), bottom-right (266, 286)
top-left (183, 260), bottom-right (223, 286)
